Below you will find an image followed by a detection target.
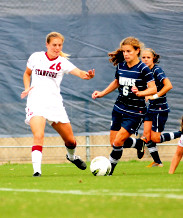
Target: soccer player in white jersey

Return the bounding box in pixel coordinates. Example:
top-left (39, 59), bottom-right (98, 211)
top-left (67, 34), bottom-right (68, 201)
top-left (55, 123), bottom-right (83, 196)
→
top-left (21, 32), bottom-right (95, 177)
top-left (169, 117), bottom-right (183, 174)
top-left (92, 37), bottom-right (157, 175)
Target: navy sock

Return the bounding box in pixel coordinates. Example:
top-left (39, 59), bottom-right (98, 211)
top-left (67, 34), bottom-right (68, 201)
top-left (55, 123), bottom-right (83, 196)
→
top-left (110, 145), bottom-right (123, 161)
top-left (123, 138), bottom-right (134, 148)
top-left (160, 131), bottom-right (182, 143)
top-left (109, 145), bottom-right (123, 175)
top-left (147, 141), bottom-right (162, 164)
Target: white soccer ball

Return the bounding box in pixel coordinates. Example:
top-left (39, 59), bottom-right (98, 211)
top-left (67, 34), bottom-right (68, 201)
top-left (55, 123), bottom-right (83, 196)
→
top-left (90, 156), bottom-right (111, 176)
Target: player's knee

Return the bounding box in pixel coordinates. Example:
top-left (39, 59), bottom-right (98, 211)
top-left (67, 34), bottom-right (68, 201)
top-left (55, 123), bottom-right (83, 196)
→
top-left (110, 138), bottom-right (114, 147)
top-left (65, 140), bottom-right (77, 148)
top-left (113, 140), bottom-right (124, 147)
top-left (33, 132), bottom-right (44, 143)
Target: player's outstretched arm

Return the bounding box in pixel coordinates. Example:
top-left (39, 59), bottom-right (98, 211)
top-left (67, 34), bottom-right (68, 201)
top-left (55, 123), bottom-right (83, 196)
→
top-left (92, 79), bottom-right (119, 99)
top-left (70, 68), bottom-right (95, 80)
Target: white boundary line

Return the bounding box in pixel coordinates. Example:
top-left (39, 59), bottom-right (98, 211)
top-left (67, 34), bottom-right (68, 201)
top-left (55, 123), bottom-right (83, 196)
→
top-left (0, 188), bottom-right (183, 199)
top-left (139, 188), bottom-right (183, 192)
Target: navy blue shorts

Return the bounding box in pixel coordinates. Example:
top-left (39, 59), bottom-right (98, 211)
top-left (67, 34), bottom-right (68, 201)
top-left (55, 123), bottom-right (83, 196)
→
top-left (110, 109), bottom-right (143, 134)
top-left (144, 112), bottom-right (168, 132)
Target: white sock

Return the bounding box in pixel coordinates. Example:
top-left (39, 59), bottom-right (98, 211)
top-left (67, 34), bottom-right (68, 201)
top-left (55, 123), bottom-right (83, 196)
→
top-left (131, 138), bottom-right (136, 148)
top-left (66, 147), bottom-right (76, 161)
top-left (32, 150), bottom-right (42, 174)
top-left (109, 155), bottom-right (119, 164)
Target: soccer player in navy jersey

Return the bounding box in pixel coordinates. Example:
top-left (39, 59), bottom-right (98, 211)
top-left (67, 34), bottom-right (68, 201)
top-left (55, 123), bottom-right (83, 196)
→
top-left (92, 37), bottom-right (157, 175)
top-left (123, 48), bottom-right (182, 167)
top-left (142, 48), bottom-right (182, 167)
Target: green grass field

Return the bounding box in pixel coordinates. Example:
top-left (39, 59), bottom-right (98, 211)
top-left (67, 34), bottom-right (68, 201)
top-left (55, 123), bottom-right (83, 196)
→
top-left (0, 161), bottom-right (183, 218)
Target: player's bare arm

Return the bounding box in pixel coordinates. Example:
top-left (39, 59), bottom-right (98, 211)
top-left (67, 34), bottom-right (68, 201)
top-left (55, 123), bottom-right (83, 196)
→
top-left (21, 67), bottom-right (33, 99)
top-left (92, 79), bottom-right (119, 99)
top-left (145, 78), bottom-right (172, 101)
top-left (132, 80), bottom-right (157, 97)
top-left (70, 68), bottom-right (95, 80)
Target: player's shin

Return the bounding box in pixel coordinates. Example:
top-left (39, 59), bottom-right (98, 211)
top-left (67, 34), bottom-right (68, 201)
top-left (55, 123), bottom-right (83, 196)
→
top-left (147, 141), bottom-right (162, 164)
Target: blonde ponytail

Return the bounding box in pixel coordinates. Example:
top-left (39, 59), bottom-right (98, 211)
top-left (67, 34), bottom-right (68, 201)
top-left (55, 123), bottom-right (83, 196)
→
top-left (59, 51), bottom-right (70, 59)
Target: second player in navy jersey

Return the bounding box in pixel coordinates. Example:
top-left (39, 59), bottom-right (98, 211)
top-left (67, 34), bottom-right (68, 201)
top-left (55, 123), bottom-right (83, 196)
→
top-left (122, 48), bottom-right (182, 166)
top-left (92, 37), bottom-right (157, 175)
top-left (141, 48), bottom-right (181, 167)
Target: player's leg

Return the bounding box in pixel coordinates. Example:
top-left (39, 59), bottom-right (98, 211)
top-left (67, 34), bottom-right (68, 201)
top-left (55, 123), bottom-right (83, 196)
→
top-left (122, 137), bottom-right (147, 159)
top-left (160, 131), bottom-right (182, 143)
top-left (148, 131), bottom-right (162, 165)
top-left (146, 113), bottom-right (167, 167)
top-left (153, 114), bottom-right (182, 143)
top-left (122, 119), bottom-right (148, 159)
top-left (169, 118), bottom-right (183, 174)
top-left (143, 120), bottom-right (152, 142)
top-left (110, 130), bottom-right (118, 147)
top-left (134, 116), bottom-right (153, 161)
top-left (30, 116), bottom-right (46, 176)
top-left (136, 120), bottom-right (152, 159)
top-left (160, 116), bottom-right (182, 142)
top-left (146, 133), bottom-right (163, 167)
top-left (52, 122), bottom-right (86, 170)
top-left (109, 128), bottom-right (131, 175)
top-left (109, 109), bottom-right (124, 175)
top-left (109, 111), bottom-right (142, 175)
top-left (169, 145), bottom-right (183, 174)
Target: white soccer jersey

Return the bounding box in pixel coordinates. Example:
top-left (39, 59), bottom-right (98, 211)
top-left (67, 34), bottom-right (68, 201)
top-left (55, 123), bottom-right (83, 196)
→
top-left (178, 135), bottom-right (183, 147)
top-left (25, 51), bottom-right (76, 125)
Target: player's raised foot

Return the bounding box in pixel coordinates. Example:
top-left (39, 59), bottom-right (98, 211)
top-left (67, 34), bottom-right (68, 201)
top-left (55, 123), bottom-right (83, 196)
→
top-left (33, 172), bottom-right (41, 177)
top-left (136, 137), bottom-right (147, 159)
top-left (146, 161), bottom-right (164, 167)
top-left (66, 154), bottom-right (87, 170)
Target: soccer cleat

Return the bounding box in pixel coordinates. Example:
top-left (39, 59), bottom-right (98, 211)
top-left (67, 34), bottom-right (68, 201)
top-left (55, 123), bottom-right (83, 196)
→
top-left (33, 172), bottom-right (41, 177)
top-left (146, 161), bottom-right (164, 168)
top-left (108, 163), bottom-right (117, 176)
top-left (137, 137), bottom-right (147, 159)
top-left (66, 155), bottom-right (87, 170)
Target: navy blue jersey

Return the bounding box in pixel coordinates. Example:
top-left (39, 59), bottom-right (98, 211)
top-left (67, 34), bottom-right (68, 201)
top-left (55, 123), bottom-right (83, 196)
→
top-left (148, 65), bottom-right (170, 113)
top-left (114, 61), bottom-right (154, 117)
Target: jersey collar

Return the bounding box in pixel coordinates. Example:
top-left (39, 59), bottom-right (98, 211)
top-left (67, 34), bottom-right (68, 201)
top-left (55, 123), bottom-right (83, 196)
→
top-left (45, 52), bottom-right (59, 61)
